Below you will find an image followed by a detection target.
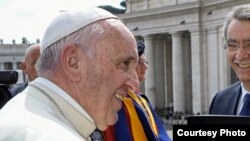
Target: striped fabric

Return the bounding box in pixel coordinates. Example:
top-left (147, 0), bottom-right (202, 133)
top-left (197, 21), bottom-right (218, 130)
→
top-left (103, 90), bottom-right (172, 141)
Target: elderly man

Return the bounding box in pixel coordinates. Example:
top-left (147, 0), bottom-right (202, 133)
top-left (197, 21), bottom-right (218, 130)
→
top-left (0, 7), bottom-right (139, 141)
top-left (104, 41), bottom-right (172, 141)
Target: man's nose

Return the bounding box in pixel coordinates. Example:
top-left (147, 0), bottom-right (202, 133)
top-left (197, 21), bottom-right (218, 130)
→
top-left (235, 47), bottom-right (249, 60)
top-left (125, 70), bottom-right (140, 92)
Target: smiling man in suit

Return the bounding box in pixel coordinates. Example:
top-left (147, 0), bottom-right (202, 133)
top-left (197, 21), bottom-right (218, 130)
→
top-left (209, 5), bottom-right (250, 116)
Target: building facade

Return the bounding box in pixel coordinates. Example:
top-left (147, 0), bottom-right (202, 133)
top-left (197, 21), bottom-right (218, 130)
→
top-left (0, 43), bottom-right (30, 83)
top-left (0, 44), bottom-right (28, 70)
top-left (1, 0), bottom-right (249, 114)
top-left (118, 0), bottom-right (250, 114)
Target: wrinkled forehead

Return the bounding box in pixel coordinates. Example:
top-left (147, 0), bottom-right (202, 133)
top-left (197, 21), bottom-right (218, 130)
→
top-left (94, 32), bottom-right (137, 62)
top-left (227, 19), bottom-right (250, 41)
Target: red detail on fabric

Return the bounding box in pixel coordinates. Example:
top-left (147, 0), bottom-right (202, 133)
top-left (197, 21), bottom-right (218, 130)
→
top-left (103, 125), bottom-right (115, 141)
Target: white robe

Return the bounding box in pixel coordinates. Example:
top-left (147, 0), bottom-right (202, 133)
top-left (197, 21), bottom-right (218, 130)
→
top-left (0, 77), bottom-right (96, 141)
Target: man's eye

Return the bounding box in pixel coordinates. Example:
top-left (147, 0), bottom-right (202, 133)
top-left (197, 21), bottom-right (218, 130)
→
top-left (228, 43), bottom-right (238, 48)
top-left (118, 60), bottom-right (130, 71)
top-left (122, 60), bottom-right (130, 67)
top-left (244, 42), bottom-right (250, 48)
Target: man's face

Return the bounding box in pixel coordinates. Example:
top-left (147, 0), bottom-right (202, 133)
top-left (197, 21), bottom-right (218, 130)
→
top-left (227, 19), bottom-right (250, 83)
top-left (22, 46), bottom-right (40, 81)
top-left (78, 26), bottom-right (139, 130)
top-left (25, 56), bottom-right (39, 81)
top-left (136, 54), bottom-right (148, 82)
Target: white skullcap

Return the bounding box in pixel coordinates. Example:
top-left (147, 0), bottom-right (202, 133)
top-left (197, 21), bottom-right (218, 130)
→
top-left (41, 7), bottom-right (118, 53)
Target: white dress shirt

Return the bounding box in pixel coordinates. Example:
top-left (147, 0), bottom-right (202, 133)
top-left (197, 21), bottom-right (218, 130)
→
top-left (236, 83), bottom-right (250, 115)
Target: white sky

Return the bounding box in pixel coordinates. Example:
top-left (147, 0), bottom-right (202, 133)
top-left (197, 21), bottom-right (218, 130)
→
top-left (0, 0), bottom-right (124, 44)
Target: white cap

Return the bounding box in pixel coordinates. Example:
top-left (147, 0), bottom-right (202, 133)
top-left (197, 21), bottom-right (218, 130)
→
top-left (41, 7), bottom-right (118, 53)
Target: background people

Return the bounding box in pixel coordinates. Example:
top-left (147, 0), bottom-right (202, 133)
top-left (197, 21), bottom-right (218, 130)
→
top-left (10, 43), bottom-right (40, 97)
top-left (104, 40), bottom-right (172, 141)
top-left (0, 7), bottom-right (139, 141)
top-left (209, 5), bottom-right (250, 116)
top-left (136, 40), bottom-right (149, 82)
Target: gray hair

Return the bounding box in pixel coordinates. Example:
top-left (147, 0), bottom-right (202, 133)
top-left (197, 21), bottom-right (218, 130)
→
top-left (36, 21), bottom-right (107, 77)
top-left (223, 4), bottom-right (250, 40)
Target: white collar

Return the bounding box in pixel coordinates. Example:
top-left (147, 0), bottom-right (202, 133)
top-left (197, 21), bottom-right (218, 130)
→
top-left (31, 77), bottom-right (96, 139)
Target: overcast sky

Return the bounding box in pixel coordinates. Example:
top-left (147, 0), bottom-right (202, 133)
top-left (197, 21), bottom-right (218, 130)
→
top-left (0, 0), bottom-right (124, 44)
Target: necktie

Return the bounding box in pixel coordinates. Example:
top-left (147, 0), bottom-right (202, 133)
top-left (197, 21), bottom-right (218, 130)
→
top-left (90, 128), bottom-right (104, 141)
top-left (239, 94), bottom-right (250, 116)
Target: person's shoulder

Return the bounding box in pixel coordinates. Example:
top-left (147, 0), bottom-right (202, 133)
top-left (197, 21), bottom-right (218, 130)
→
top-left (11, 81), bottom-right (28, 89)
top-left (213, 81), bottom-right (241, 99)
top-left (9, 82), bottom-right (28, 96)
top-left (219, 81), bottom-right (241, 94)
top-left (209, 82), bottom-right (241, 114)
top-left (0, 96), bottom-right (84, 141)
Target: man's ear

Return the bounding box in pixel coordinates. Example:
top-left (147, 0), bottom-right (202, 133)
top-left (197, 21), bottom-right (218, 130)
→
top-left (61, 44), bottom-right (81, 81)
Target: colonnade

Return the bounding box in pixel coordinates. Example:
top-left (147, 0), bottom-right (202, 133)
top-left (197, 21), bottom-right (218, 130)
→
top-left (137, 28), bottom-right (226, 114)
top-left (0, 61), bottom-right (20, 71)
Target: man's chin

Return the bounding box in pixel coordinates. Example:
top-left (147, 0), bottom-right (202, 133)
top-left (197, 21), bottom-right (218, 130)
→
top-left (107, 112), bottom-right (119, 126)
top-left (94, 113), bottom-right (117, 130)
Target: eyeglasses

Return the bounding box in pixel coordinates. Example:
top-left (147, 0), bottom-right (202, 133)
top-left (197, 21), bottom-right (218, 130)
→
top-left (224, 41), bottom-right (250, 51)
top-left (138, 60), bottom-right (149, 65)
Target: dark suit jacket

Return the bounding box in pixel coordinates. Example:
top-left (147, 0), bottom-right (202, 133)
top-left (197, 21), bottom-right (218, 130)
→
top-left (209, 81), bottom-right (242, 115)
top-left (9, 81), bottom-right (28, 97)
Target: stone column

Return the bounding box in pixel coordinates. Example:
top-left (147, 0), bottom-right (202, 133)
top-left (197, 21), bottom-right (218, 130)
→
top-left (144, 35), bottom-right (156, 108)
top-left (182, 32), bottom-right (192, 112)
top-left (164, 36), bottom-right (173, 108)
top-left (154, 35), bottom-right (166, 108)
top-left (12, 59), bottom-right (17, 70)
top-left (126, 0), bottom-right (132, 13)
top-left (206, 27), bottom-right (220, 109)
top-left (217, 26), bottom-right (229, 90)
top-left (190, 30), bottom-right (202, 114)
top-left (172, 32), bottom-right (185, 112)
